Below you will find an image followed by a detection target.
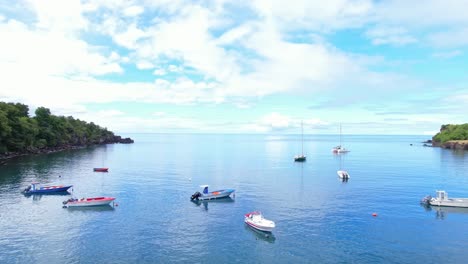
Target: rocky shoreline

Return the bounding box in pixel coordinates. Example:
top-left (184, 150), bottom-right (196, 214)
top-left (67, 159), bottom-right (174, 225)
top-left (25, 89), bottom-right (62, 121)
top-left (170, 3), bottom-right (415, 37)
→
top-left (432, 140), bottom-right (468, 151)
top-left (0, 136), bottom-right (134, 164)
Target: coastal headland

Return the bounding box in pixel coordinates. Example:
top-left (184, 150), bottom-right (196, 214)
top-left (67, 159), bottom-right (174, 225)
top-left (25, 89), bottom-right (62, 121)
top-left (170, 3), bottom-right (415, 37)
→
top-left (432, 124), bottom-right (468, 151)
top-left (0, 101), bottom-right (133, 163)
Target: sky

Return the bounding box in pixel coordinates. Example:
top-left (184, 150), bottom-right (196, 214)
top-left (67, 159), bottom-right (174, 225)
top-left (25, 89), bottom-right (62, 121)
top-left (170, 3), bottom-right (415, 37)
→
top-left (0, 0), bottom-right (467, 135)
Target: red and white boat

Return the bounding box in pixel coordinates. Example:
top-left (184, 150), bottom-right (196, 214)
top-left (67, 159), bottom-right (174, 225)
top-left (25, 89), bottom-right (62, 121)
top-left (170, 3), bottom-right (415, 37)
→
top-left (63, 197), bottom-right (115, 207)
top-left (244, 211), bottom-right (275, 232)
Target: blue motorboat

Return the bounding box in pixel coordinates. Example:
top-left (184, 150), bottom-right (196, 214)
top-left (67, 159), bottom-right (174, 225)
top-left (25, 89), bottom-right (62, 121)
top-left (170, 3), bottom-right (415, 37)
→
top-left (22, 182), bottom-right (73, 194)
top-left (190, 185), bottom-right (235, 201)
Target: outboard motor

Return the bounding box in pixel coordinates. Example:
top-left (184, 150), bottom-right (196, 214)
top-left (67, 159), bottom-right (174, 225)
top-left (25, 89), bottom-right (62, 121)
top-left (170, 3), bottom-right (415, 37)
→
top-left (191, 191), bottom-right (202, 201)
top-left (22, 185), bottom-right (31, 193)
top-left (420, 195), bottom-right (432, 205)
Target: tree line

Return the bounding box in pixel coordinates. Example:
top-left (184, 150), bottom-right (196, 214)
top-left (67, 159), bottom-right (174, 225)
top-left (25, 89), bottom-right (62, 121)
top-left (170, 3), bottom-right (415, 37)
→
top-left (433, 124), bottom-right (468, 144)
top-left (0, 101), bottom-right (117, 154)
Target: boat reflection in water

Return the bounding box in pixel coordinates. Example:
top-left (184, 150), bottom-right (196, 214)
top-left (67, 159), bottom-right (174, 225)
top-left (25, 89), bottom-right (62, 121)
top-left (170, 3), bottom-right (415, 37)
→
top-left (244, 225), bottom-right (276, 243)
top-left (27, 192), bottom-right (72, 201)
top-left (191, 197), bottom-right (234, 210)
top-left (65, 205), bottom-right (115, 212)
top-left (421, 204), bottom-right (468, 220)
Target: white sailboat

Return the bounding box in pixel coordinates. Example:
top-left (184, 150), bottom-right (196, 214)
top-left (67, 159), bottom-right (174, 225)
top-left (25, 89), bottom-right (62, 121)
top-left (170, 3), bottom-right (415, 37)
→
top-left (294, 121), bottom-right (306, 162)
top-left (332, 124), bottom-right (350, 153)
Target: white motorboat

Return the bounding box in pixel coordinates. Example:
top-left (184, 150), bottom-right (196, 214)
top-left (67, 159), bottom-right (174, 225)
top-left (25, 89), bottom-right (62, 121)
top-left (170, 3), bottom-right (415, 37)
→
top-left (421, 190), bottom-right (468, 208)
top-left (244, 211), bottom-right (275, 232)
top-left (337, 170), bottom-right (350, 179)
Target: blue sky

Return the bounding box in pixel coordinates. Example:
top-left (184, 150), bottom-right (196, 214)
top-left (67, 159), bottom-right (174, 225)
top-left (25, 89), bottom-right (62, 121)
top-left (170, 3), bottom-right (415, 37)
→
top-left (0, 0), bottom-right (467, 135)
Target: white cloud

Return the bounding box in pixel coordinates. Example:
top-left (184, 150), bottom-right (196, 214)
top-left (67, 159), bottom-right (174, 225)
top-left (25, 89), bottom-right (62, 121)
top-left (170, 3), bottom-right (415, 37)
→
top-left (428, 28), bottom-right (468, 48)
top-left (123, 5), bottom-right (144, 17)
top-left (0, 19), bottom-right (122, 77)
top-left (136, 61), bottom-right (154, 69)
top-left (261, 112), bottom-right (291, 129)
top-left (153, 68), bottom-right (166, 75)
top-left (432, 50), bottom-right (463, 59)
top-left (365, 26), bottom-right (417, 46)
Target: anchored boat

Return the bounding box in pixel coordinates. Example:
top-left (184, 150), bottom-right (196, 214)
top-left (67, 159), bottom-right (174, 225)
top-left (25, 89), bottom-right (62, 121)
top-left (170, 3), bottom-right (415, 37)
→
top-left (421, 190), bottom-right (468, 208)
top-left (63, 197), bottom-right (115, 207)
top-left (337, 170), bottom-right (350, 179)
top-left (22, 182), bottom-right (73, 194)
top-left (93, 168), bottom-right (109, 172)
top-left (244, 211), bottom-right (275, 232)
top-left (190, 185), bottom-right (235, 201)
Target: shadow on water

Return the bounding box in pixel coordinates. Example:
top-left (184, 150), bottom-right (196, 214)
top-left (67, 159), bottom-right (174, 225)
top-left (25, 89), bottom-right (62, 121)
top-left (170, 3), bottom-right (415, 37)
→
top-left (244, 225), bottom-right (276, 243)
top-left (64, 205), bottom-right (115, 212)
top-left (421, 204), bottom-right (468, 220)
top-left (191, 197), bottom-right (235, 210)
top-left (24, 192), bottom-right (72, 201)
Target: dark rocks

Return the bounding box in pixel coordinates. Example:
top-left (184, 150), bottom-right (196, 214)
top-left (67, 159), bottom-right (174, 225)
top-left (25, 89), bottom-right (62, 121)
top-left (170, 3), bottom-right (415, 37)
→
top-left (110, 136), bottom-right (134, 144)
top-left (440, 141), bottom-right (468, 151)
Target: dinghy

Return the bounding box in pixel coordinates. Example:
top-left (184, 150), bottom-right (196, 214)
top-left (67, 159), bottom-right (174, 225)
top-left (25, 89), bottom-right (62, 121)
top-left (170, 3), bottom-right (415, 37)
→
top-left (244, 211), bottom-right (275, 232)
top-left (63, 197), bottom-right (115, 207)
top-left (93, 168), bottom-right (109, 172)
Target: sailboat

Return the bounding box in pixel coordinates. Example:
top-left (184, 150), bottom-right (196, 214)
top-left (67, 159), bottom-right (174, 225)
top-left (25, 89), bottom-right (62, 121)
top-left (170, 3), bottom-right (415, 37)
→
top-left (294, 121), bottom-right (306, 162)
top-left (332, 124), bottom-right (350, 153)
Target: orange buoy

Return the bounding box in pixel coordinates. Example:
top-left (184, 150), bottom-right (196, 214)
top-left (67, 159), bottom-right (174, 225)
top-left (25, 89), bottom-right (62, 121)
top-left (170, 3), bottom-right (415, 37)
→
top-left (372, 213), bottom-right (377, 217)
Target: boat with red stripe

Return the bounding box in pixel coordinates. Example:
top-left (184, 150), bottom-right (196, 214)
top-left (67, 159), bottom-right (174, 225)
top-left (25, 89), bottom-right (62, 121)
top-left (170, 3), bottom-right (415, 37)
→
top-left (244, 211), bottom-right (275, 232)
top-left (63, 197), bottom-right (115, 207)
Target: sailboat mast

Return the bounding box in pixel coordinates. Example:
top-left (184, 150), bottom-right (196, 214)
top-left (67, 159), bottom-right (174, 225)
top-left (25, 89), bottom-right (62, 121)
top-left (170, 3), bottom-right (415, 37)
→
top-left (301, 121), bottom-right (304, 155)
top-left (339, 124), bottom-right (342, 147)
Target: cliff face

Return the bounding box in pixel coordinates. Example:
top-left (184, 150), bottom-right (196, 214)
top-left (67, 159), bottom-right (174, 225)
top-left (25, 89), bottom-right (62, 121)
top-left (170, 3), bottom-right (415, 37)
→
top-left (433, 140), bottom-right (468, 151)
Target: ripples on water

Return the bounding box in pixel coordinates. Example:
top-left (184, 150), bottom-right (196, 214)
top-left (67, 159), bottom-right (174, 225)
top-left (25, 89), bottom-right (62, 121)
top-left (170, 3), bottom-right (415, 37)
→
top-left (1, 134), bottom-right (468, 263)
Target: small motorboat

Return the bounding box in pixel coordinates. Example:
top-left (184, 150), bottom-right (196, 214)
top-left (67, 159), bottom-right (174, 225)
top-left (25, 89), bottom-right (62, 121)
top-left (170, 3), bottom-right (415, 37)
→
top-left (63, 197), bottom-right (115, 207)
top-left (93, 168), bottom-right (109, 172)
top-left (22, 182), bottom-right (73, 194)
top-left (244, 211), bottom-right (275, 232)
top-left (332, 146), bottom-right (350, 153)
top-left (421, 190), bottom-right (468, 208)
top-left (337, 170), bottom-right (350, 179)
top-left (190, 185), bottom-right (235, 201)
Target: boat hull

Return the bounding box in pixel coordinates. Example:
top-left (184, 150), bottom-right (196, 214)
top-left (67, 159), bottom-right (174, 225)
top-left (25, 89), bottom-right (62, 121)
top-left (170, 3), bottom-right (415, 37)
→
top-left (93, 168), bottom-right (108, 172)
top-left (337, 170), bottom-right (350, 179)
top-left (197, 189), bottom-right (235, 200)
top-left (294, 156), bottom-right (306, 162)
top-left (429, 199), bottom-right (468, 208)
top-left (65, 197), bottom-right (115, 207)
top-left (24, 185), bottom-right (72, 194)
top-left (245, 220), bottom-right (274, 232)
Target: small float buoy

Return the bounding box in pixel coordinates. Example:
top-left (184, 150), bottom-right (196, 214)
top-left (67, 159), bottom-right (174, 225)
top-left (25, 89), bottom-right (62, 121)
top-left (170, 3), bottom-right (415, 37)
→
top-left (372, 213), bottom-right (377, 217)
top-left (114, 203), bottom-right (119, 207)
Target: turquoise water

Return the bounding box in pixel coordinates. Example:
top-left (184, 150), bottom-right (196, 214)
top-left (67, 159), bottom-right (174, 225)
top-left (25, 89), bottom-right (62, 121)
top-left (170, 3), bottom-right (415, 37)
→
top-left (1, 134), bottom-right (468, 263)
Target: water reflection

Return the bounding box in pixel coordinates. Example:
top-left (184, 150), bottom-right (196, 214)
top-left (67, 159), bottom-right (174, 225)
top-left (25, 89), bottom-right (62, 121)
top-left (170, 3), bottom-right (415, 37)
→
top-left (244, 225), bottom-right (276, 243)
top-left (25, 192), bottom-right (72, 201)
top-left (421, 205), bottom-right (468, 220)
top-left (191, 197), bottom-right (235, 211)
top-left (64, 205), bottom-right (115, 212)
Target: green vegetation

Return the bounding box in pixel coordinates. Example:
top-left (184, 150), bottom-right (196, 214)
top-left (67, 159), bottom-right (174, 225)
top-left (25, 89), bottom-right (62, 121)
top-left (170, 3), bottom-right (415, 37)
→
top-left (0, 102), bottom-right (116, 154)
top-left (433, 124), bottom-right (468, 144)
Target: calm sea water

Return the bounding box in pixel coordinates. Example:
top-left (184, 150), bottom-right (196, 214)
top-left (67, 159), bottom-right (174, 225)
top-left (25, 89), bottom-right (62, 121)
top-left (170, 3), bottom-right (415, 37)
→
top-left (1, 134), bottom-right (468, 263)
